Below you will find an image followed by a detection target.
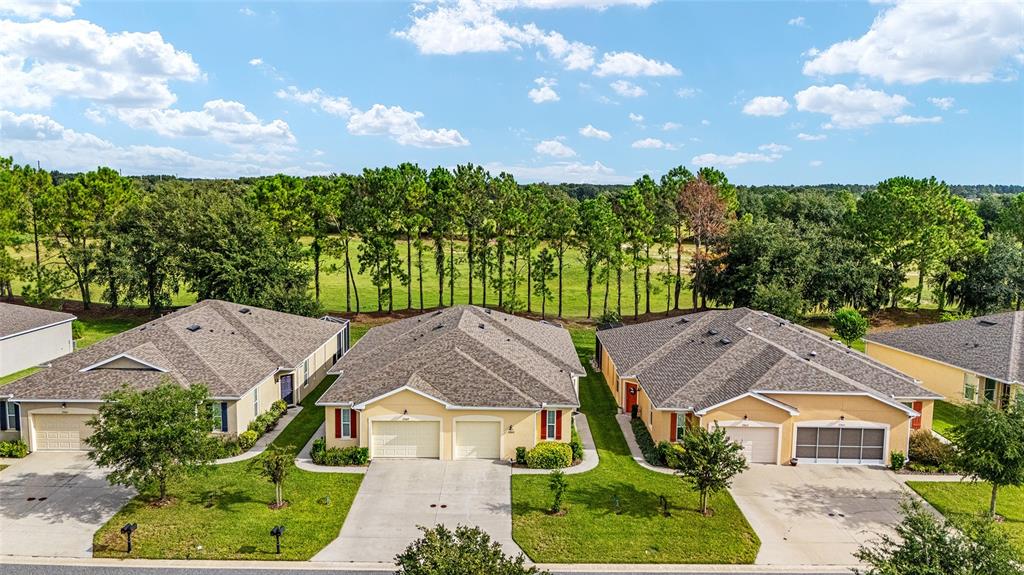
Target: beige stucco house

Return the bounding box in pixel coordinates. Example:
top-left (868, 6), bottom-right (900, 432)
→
top-left (0, 300), bottom-right (348, 451)
top-left (317, 305), bottom-right (585, 461)
top-left (865, 311), bottom-right (1022, 407)
top-left (596, 308), bottom-right (940, 466)
top-left (0, 303), bottom-right (76, 378)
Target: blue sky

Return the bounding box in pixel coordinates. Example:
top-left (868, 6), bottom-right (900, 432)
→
top-left (1, 0), bottom-right (1022, 184)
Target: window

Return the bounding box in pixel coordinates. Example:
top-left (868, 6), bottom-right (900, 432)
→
top-left (1, 402), bottom-right (19, 431)
top-left (675, 414), bottom-right (686, 443)
top-left (546, 409), bottom-right (557, 440)
top-left (963, 373), bottom-right (977, 401)
top-left (253, 387), bottom-right (260, 415)
top-left (304, 358), bottom-right (310, 384)
top-left (984, 378), bottom-right (997, 403)
top-left (211, 402), bottom-right (228, 432)
top-left (341, 408), bottom-right (352, 438)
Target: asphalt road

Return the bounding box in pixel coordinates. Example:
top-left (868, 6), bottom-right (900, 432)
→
top-left (0, 564), bottom-right (849, 575)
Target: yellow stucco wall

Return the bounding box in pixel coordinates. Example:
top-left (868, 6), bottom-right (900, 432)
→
top-left (865, 341), bottom-right (968, 403)
top-left (324, 389), bottom-right (570, 460)
top-left (599, 346), bottom-right (621, 404)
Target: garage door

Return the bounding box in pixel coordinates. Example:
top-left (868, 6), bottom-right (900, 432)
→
top-left (795, 426), bottom-right (885, 464)
top-left (33, 414), bottom-right (94, 451)
top-left (372, 420), bottom-right (440, 458)
top-left (454, 421), bottom-right (500, 459)
top-left (723, 426), bottom-right (778, 464)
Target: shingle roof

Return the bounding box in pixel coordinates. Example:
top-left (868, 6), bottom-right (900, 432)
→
top-left (318, 305), bottom-right (585, 409)
top-left (0, 303), bottom-right (76, 339)
top-left (3, 300), bottom-right (342, 401)
top-left (597, 308), bottom-right (939, 412)
top-left (865, 311), bottom-right (1023, 383)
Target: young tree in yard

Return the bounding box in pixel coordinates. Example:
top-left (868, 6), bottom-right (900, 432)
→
top-left (854, 498), bottom-right (1019, 575)
top-left (548, 469), bottom-right (567, 514)
top-left (86, 382), bottom-right (219, 503)
top-left (395, 524), bottom-right (543, 575)
top-left (949, 401), bottom-right (1024, 516)
top-left (831, 308), bottom-right (868, 346)
top-left (679, 176), bottom-right (728, 309)
top-left (676, 425), bottom-right (747, 516)
top-left (250, 445), bottom-right (291, 509)
top-left (533, 248), bottom-right (556, 319)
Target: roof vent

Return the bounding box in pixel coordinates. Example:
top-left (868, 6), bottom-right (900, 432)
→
top-left (485, 309), bottom-right (492, 314)
top-left (720, 337), bottom-right (732, 345)
top-left (809, 351), bottom-right (818, 357)
top-left (478, 323), bottom-right (486, 329)
top-left (432, 324), bottom-right (445, 331)
top-left (239, 308), bottom-right (251, 314)
top-left (186, 324), bottom-right (201, 332)
top-left (708, 329), bottom-right (719, 336)
top-left (979, 319), bottom-right (998, 326)
top-left (677, 317), bottom-right (690, 324)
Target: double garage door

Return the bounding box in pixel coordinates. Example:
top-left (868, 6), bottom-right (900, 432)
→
top-left (795, 426), bottom-right (885, 464)
top-left (370, 420), bottom-right (500, 459)
top-left (33, 414), bottom-right (94, 451)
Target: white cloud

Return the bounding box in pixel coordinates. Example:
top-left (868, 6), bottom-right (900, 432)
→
top-left (610, 79), bottom-right (646, 97)
top-left (794, 84), bottom-right (909, 128)
top-left (928, 96), bottom-right (955, 110)
top-left (809, 160), bottom-right (823, 167)
top-left (803, 1), bottom-right (1024, 84)
top-left (661, 121), bottom-right (682, 131)
top-left (239, 7), bottom-right (255, 16)
top-left (113, 100), bottom-right (296, 146)
top-left (482, 160), bottom-right (627, 184)
top-left (758, 142), bottom-right (791, 153)
top-left (628, 112), bottom-right (644, 122)
top-left (248, 57), bottom-right (263, 66)
top-left (0, 0), bottom-right (78, 19)
top-left (594, 51), bottom-right (680, 77)
top-left (579, 124), bottom-right (611, 140)
top-left (276, 85), bottom-right (358, 117)
top-left (528, 76), bottom-right (560, 103)
top-left (347, 104), bottom-right (470, 148)
top-left (788, 16), bottom-right (806, 27)
top-left (700, 119), bottom-right (710, 126)
top-left (675, 87), bottom-right (698, 98)
top-left (534, 138), bottom-right (577, 157)
top-left (892, 114), bottom-right (942, 124)
top-left (631, 137), bottom-right (676, 150)
top-left (797, 132), bottom-right (827, 141)
top-left (692, 151), bottom-right (781, 167)
top-left (742, 95), bottom-right (791, 117)
top-left (514, 0), bottom-right (654, 8)
top-left (0, 17), bottom-right (201, 110)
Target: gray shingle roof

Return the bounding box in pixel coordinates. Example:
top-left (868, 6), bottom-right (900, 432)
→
top-left (865, 311), bottom-right (1023, 383)
top-left (318, 305), bottom-right (584, 409)
top-left (0, 303), bottom-right (76, 339)
top-left (3, 300), bottom-right (342, 401)
top-left (597, 308), bottom-right (939, 412)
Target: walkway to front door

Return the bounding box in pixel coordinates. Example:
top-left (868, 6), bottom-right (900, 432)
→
top-left (313, 459), bottom-right (520, 563)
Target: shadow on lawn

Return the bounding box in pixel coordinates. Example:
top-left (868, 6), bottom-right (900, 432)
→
top-left (192, 486), bottom-right (259, 511)
top-left (568, 480), bottom-right (702, 518)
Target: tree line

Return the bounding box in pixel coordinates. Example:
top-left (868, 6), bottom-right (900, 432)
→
top-left (2, 156), bottom-right (1022, 320)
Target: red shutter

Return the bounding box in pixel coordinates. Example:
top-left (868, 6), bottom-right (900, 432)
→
top-left (911, 401), bottom-right (923, 430)
top-left (334, 408), bottom-right (342, 438)
top-left (670, 413), bottom-right (678, 442)
top-left (351, 409), bottom-right (358, 439)
top-left (540, 410), bottom-right (547, 440)
top-left (555, 410), bottom-right (563, 440)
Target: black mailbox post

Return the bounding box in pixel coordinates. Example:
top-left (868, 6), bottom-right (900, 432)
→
top-left (120, 523), bottom-right (137, 553)
top-left (270, 525), bottom-right (284, 554)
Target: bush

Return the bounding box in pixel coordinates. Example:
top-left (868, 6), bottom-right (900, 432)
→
top-left (909, 430), bottom-right (954, 469)
top-left (270, 399), bottom-right (287, 415)
top-left (525, 441), bottom-right (572, 469)
top-left (71, 319), bottom-right (84, 341)
top-left (310, 437), bottom-right (327, 461)
top-left (831, 308), bottom-right (867, 346)
top-left (248, 411), bottom-right (279, 436)
top-left (238, 430), bottom-right (259, 451)
top-left (569, 422), bottom-right (584, 462)
top-left (890, 450), bottom-right (906, 472)
top-left (0, 439), bottom-right (28, 458)
top-left (215, 438), bottom-right (242, 458)
top-left (314, 445), bottom-right (369, 466)
top-left (659, 441), bottom-right (687, 469)
top-left (515, 446), bottom-right (527, 465)
top-left (631, 417), bottom-right (661, 466)
top-left (395, 524), bottom-right (538, 575)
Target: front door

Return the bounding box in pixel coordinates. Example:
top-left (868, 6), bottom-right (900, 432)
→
top-left (625, 381), bottom-right (639, 416)
top-left (280, 374), bottom-right (294, 405)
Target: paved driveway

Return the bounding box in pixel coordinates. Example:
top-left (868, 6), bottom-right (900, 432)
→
top-left (0, 452), bottom-right (134, 558)
top-left (313, 459), bottom-right (519, 563)
top-left (730, 464), bottom-right (906, 565)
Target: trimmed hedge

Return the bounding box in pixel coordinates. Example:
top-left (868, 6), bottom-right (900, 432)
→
top-left (908, 430), bottom-right (955, 473)
top-left (525, 441), bottom-right (572, 469)
top-left (631, 416), bottom-right (661, 466)
top-left (310, 438), bottom-right (369, 466)
top-left (0, 439), bottom-right (29, 458)
top-left (238, 430), bottom-right (259, 451)
top-left (515, 446), bottom-right (527, 465)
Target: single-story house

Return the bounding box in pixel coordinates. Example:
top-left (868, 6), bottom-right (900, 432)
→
top-left (317, 305), bottom-right (585, 461)
top-left (596, 308), bottom-right (940, 466)
top-left (0, 303), bottom-right (76, 377)
top-left (865, 311), bottom-right (1021, 407)
top-left (1, 300), bottom-right (349, 451)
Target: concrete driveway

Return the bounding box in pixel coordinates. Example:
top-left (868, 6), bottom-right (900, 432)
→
top-left (313, 459), bottom-right (519, 563)
top-left (730, 464), bottom-right (907, 566)
top-left (0, 452), bottom-right (134, 558)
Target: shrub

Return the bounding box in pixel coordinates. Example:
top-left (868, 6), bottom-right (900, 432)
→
top-left (270, 399), bottom-right (288, 415)
top-left (395, 524), bottom-right (539, 575)
top-left (909, 430), bottom-right (954, 469)
top-left (890, 450), bottom-right (906, 472)
top-left (71, 319), bottom-right (84, 341)
top-left (0, 439), bottom-right (28, 458)
top-left (525, 441), bottom-right (572, 469)
top-left (831, 308), bottom-right (867, 346)
top-left (216, 438), bottom-right (242, 458)
top-left (315, 445), bottom-right (369, 466)
top-left (515, 446), bottom-right (527, 465)
top-left (238, 430), bottom-right (259, 451)
top-left (660, 441), bottom-right (687, 469)
top-left (248, 411), bottom-right (278, 435)
top-left (631, 417), bottom-right (661, 466)
top-left (549, 469), bottom-right (567, 513)
top-left (310, 437), bottom-right (327, 462)
top-left (569, 422), bottom-right (584, 462)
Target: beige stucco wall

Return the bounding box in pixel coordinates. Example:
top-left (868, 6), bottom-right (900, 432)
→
top-left (0, 321), bottom-right (75, 377)
top-left (599, 346), bottom-right (621, 404)
top-left (13, 401), bottom-right (102, 451)
top-left (294, 335), bottom-right (340, 404)
top-left (865, 341), bottom-right (968, 403)
top-left (233, 373), bottom-right (281, 435)
top-left (324, 389), bottom-right (571, 460)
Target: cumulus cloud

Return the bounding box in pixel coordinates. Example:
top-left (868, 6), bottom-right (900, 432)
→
top-left (628, 112), bottom-right (643, 122)
top-left (579, 124), bottom-right (611, 140)
top-left (794, 84), bottom-right (909, 128)
top-left (610, 79), bottom-right (646, 97)
top-left (482, 159), bottom-right (627, 184)
top-left (802, 1), bottom-right (1024, 84)
top-left (675, 87), bottom-right (698, 98)
top-left (248, 57), bottom-right (263, 66)
top-left (534, 138), bottom-right (577, 157)
top-left (239, 7), bottom-right (255, 16)
top-left (528, 76), bottom-right (560, 103)
top-left (892, 114), bottom-right (942, 124)
top-left (631, 137), bottom-right (676, 150)
top-left (742, 96), bottom-right (791, 117)
top-left (692, 151), bottom-right (781, 167)
top-left (0, 0), bottom-right (78, 19)
top-left (661, 121), bottom-right (682, 131)
top-left (787, 16), bottom-right (806, 27)
top-left (758, 142), bottom-right (791, 153)
top-left (593, 51), bottom-right (680, 77)
top-left (809, 160), bottom-right (823, 167)
top-left (797, 132), bottom-right (827, 141)
top-left (928, 96), bottom-right (955, 110)
top-left (112, 100), bottom-right (295, 146)
top-left (276, 85), bottom-right (358, 117)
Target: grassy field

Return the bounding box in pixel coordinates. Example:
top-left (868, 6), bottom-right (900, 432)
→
top-left (510, 328), bottom-right (759, 564)
top-left (907, 481), bottom-right (1024, 559)
top-left (932, 400), bottom-right (967, 438)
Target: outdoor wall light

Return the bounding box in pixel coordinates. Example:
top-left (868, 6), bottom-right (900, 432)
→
top-left (270, 525), bottom-right (285, 554)
top-left (743, 415), bottom-right (748, 420)
top-left (840, 415), bottom-right (846, 421)
top-left (403, 409), bottom-right (408, 415)
top-left (61, 402), bottom-right (67, 411)
top-left (507, 425), bottom-right (515, 434)
top-left (120, 522), bottom-right (137, 553)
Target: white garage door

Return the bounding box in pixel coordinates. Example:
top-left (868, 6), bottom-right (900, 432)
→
top-left (454, 421), bottom-right (500, 459)
top-left (723, 426), bottom-right (778, 464)
top-left (33, 414), bottom-right (94, 451)
top-left (372, 420), bottom-right (440, 458)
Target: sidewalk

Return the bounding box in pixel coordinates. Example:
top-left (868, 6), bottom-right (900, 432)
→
top-left (215, 406), bottom-right (303, 464)
top-left (294, 423), bottom-right (370, 474)
top-left (615, 413), bottom-right (675, 475)
top-left (513, 413), bottom-right (599, 475)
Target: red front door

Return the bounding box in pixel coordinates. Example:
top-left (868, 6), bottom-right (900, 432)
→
top-left (625, 382), bottom-right (639, 415)
top-left (911, 401), bottom-right (923, 429)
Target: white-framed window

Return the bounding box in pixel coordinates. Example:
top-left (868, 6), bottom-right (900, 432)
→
top-left (4, 402), bottom-right (18, 431)
top-left (253, 387), bottom-right (260, 415)
top-left (341, 408), bottom-right (352, 438)
top-left (675, 414), bottom-right (686, 443)
top-left (546, 409), bottom-right (557, 439)
top-left (963, 373), bottom-right (977, 401)
top-left (304, 358), bottom-right (310, 384)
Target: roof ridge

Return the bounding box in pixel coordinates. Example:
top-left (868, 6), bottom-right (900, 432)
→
top-left (449, 343), bottom-right (543, 406)
top-left (622, 310), bottom-right (726, 375)
top-left (209, 301), bottom-right (292, 368)
top-left (463, 306), bottom-right (581, 375)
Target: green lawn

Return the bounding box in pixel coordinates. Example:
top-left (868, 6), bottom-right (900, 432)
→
top-left (932, 400), bottom-right (967, 438)
top-left (510, 328), bottom-right (759, 564)
top-left (93, 374), bottom-right (363, 560)
top-left (907, 481), bottom-right (1024, 558)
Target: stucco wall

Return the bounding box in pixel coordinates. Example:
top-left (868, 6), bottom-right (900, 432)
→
top-left (324, 389), bottom-right (570, 460)
top-left (294, 335), bottom-right (340, 403)
top-left (865, 341), bottom-right (968, 403)
top-left (599, 346), bottom-right (621, 404)
top-left (0, 321), bottom-right (75, 377)
top-left (233, 373), bottom-right (281, 435)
